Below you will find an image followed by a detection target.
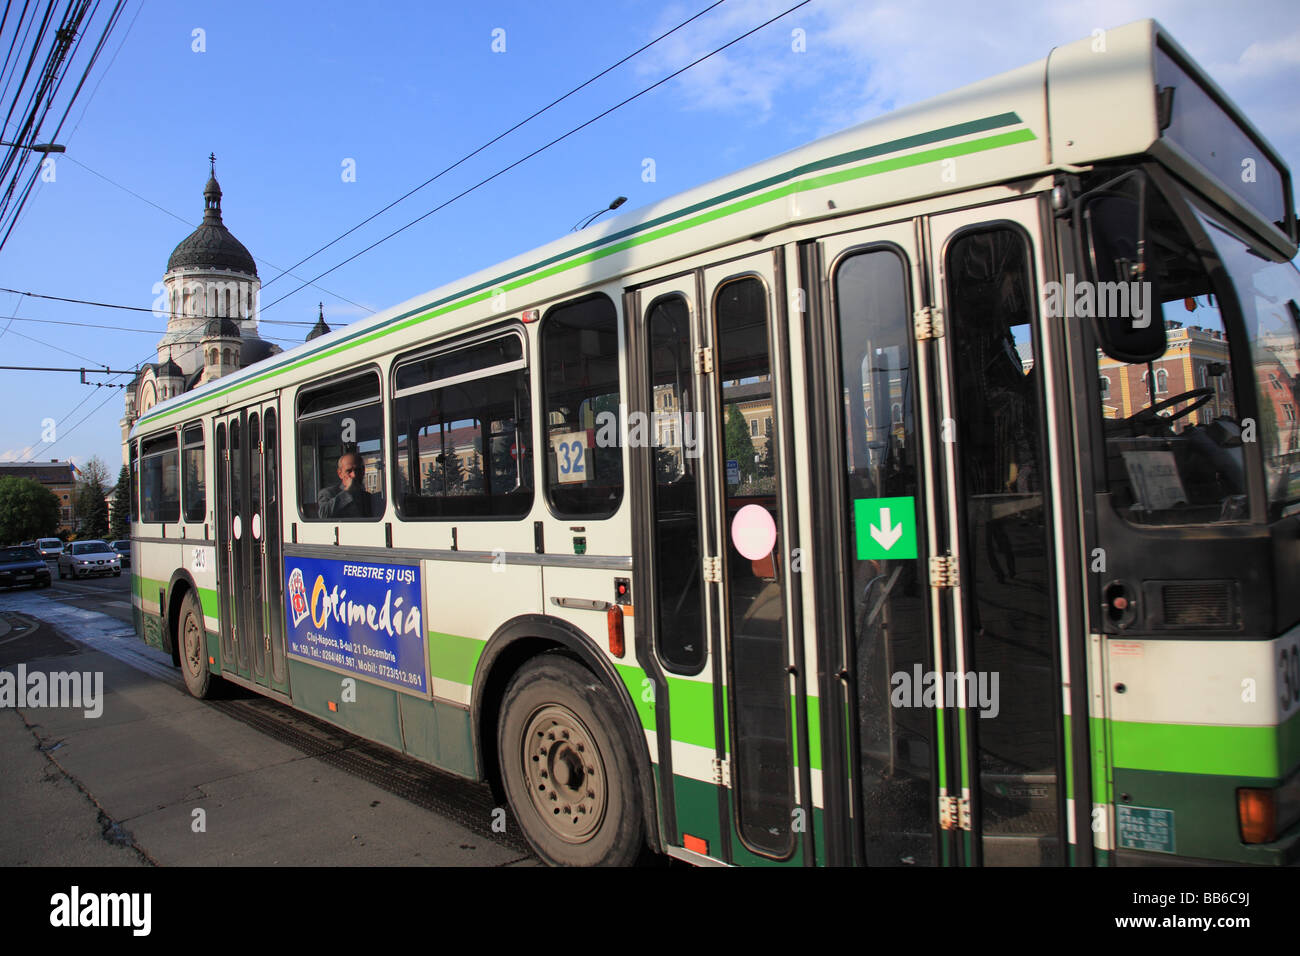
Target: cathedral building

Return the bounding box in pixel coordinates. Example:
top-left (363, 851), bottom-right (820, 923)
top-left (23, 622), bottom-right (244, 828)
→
top-left (120, 158), bottom-right (281, 461)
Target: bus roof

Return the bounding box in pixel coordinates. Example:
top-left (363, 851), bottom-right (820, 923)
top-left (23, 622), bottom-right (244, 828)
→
top-left (134, 18), bottom-right (1293, 435)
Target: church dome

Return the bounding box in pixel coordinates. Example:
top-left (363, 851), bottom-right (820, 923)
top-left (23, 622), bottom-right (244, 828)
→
top-left (166, 163), bottom-right (258, 276)
top-left (204, 316), bottom-right (241, 338)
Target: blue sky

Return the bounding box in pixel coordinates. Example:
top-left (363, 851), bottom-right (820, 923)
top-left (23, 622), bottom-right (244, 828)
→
top-left (2, 0), bottom-right (1299, 477)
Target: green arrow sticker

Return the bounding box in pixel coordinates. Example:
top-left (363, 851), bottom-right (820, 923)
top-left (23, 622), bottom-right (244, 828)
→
top-left (854, 496), bottom-right (918, 560)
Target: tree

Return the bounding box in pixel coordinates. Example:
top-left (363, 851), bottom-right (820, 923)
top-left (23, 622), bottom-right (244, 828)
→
top-left (0, 477), bottom-right (60, 543)
top-left (443, 451), bottom-right (465, 494)
top-left (110, 465), bottom-right (131, 540)
top-left (464, 453), bottom-right (484, 493)
top-left (724, 402), bottom-right (757, 485)
top-left (74, 456), bottom-right (111, 538)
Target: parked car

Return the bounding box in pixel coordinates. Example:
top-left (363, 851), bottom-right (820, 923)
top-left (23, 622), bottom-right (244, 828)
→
top-left (58, 540), bottom-right (121, 579)
top-left (37, 537), bottom-right (64, 560)
top-left (109, 539), bottom-right (131, 569)
top-left (0, 545), bottom-right (52, 589)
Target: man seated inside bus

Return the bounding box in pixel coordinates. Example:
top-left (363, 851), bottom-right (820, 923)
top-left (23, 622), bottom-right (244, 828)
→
top-left (318, 451), bottom-right (374, 519)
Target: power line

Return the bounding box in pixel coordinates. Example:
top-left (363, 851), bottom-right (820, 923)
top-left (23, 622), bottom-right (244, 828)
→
top-left (0, 285), bottom-right (317, 325)
top-left (66, 0), bottom-right (142, 141)
top-left (263, 0), bottom-right (812, 313)
top-left (61, 153), bottom-right (377, 316)
top-left (260, 0), bottom-right (730, 294)
top-left (20, 382), bottom-right (121, 460)
top-left (0, 312), bottom-right (304, 344)
top-left (3, 322), bottom-right (103, 362)
top-left (0, 0), bottom-right (130, 253)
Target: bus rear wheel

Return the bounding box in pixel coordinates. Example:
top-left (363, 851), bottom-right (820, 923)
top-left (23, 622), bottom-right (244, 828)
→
top-left (178, 590), bottom-right (217, 699)
top-left (498, 655), bottom-right (644, 866)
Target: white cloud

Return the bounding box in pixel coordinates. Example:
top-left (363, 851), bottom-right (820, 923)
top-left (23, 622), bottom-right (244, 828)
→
top-left (636, 1), bottom-right (1300, 174)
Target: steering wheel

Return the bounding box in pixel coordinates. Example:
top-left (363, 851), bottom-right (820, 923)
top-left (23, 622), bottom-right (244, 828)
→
top-left (1123, 387), bottom-right (1214, 430)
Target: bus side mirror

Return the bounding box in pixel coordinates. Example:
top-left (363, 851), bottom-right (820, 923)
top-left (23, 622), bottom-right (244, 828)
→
top-left (1077, 175), bottom-right (1167, 364)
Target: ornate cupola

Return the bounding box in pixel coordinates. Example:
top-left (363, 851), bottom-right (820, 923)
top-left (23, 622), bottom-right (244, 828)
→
top-left (167, 155), bottom-right (258, 277)
top-left (123, 155), bottom-right (274, 465)
top-left (306, 303), bottom-right (332, 341)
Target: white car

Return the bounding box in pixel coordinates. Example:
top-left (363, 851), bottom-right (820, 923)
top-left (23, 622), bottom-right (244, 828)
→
top-left (58, 540), bottom-right (121, 579)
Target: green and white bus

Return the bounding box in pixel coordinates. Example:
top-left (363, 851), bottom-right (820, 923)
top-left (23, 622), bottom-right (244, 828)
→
top-left (128, 20), bottom-right (1300, 866)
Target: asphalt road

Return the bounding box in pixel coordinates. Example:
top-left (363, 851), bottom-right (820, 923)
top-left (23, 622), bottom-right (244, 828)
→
top-left (0, 563), bottom-right (540, 867)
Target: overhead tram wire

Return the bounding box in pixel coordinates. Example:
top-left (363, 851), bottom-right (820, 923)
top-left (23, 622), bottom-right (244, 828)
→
top-left (258, 0), bottom-right (730, 294)
top-left (261, 0), bottom-right (813, 315)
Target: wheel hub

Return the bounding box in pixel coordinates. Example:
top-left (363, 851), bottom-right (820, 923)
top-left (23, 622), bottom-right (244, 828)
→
top-left (184, 613), bottom-right (203, 676)
top-left (522, 705), bottom-right (606, 843)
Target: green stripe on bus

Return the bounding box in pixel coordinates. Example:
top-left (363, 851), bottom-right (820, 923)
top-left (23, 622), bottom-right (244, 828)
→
top-left (1090, 716), bottom-right (1114, 807)
top-left (198, 587), bottom-right (218, 620)
top-left (427, 630), bottom-right (484, 685)
top-left (806, 695), bottom-right (821, 772)
top-left (1111, 713), bottom-right (1300, 779)
top-left (138, 121), bottom-right (1036, 429)
top-left (664, 676), bottom-right (715, 750)
top-left (132, 574), bottom-right (217, 621)
top-left (614, 663), bottom-right (656, 733)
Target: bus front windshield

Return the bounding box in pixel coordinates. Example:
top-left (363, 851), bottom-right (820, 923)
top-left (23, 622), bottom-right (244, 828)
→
top-left (1091, 180), bottom-right (1250, 526)
top-left (1192, 208), bottom-right (1300, 518)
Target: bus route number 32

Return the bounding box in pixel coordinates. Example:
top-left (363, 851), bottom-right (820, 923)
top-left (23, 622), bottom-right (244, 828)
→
top-left (553, 430), bottom-right (592, 484)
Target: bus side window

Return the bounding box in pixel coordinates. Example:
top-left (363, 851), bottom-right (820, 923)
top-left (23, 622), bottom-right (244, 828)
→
top-left (140, 431), bottom-right (180, 524)
top-left (391, 330), bottom-right (533, 519)
top-left (182, 423), bottom-right (205, 522)
top-left (296, 371), bottom-right (386, 521)
top-left (542, 294), bottom-right (623, 518)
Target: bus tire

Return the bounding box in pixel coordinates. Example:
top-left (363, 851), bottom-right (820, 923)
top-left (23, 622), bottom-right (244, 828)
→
top-left (498, 654), bottom-right (644, 866)
top-left (178, 589), bottom-right (217, 699)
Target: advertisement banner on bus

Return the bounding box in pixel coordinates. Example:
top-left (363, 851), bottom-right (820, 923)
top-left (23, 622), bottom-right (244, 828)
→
top-left (284, 556), bottom-right (429, 697)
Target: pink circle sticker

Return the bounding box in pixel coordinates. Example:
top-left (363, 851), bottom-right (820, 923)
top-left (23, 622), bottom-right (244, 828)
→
top-left (232, 515), bottom-right (242, 540)
top-left (252, 513), bottom-right (262, 540)
top-left (731, 504), bottom-right (776, 560)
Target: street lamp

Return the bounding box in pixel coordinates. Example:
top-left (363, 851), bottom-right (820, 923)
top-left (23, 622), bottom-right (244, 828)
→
top-left (572, 196), bottom-right (626, 231)
top-left (0, 141), bottom-right (65, 153)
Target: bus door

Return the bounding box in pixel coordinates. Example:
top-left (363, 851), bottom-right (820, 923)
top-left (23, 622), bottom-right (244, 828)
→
top-left (923, 200), bottom-right (1074, 865)
top-left (216, 402), bottom-right (288, 692)
top-left (807, 220), bottom-right (942, 867)
top-left (632, 249), bottom-right (811, 866)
